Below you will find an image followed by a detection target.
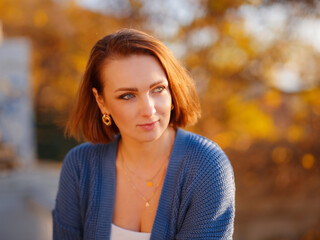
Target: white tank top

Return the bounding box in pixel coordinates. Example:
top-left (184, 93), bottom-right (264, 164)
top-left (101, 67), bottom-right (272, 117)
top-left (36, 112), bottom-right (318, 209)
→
top-left (110, 224), bottom-right (151, 240)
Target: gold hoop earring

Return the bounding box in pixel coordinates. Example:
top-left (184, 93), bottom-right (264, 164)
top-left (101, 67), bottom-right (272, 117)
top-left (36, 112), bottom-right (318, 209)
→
top-left (171, 104), bottom-right (174, 110)
top-left (102, 114), bottom-right (112, 126)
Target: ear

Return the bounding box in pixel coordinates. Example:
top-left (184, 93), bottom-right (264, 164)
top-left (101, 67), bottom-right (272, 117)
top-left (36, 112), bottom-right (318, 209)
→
top-left (92, 88), bottom-right (109, 114)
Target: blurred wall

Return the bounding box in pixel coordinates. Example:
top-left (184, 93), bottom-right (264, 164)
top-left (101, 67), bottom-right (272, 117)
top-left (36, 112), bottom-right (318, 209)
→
top-left (0, 38), bottom-right (35, 167)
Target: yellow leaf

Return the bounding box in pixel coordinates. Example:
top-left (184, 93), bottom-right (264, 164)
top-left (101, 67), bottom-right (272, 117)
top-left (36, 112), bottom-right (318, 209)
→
top-left (272, 147), bottom-right (291, 164)
top-left (33, 10), bottom-right (48, 28)
top-left (301, 154), bottom-right (315, 169)
top-left (287, 125), bottom-right (303, 143)
top-left (263, 90), bottom-right (282, 109)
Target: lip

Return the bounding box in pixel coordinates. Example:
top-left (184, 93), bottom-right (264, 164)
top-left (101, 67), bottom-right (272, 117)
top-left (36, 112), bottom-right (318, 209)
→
top-left (137, 120), bottom-right (159, 131)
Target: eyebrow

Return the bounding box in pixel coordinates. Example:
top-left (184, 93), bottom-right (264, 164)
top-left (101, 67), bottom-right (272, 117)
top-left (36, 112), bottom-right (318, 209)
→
top-left (114, 80), bottom-right (167, 93)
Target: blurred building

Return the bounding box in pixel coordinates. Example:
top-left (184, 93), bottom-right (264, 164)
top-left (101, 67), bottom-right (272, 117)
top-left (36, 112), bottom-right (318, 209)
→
top-left (0, 26), bottom-right (59, 240)
top-left (0, 36), bottom-right (35, 167)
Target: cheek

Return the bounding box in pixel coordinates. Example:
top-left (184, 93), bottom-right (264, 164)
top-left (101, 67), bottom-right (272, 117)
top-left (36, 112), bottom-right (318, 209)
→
top-left (109, 105), bottom-right (130, 125)
top-left (158, 94), bottom-right (172, 113)
top-left (116, 110), bottom-right (128, 120)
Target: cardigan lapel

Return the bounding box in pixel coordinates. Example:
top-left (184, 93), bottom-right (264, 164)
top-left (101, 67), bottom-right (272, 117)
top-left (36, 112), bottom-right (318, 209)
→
top-left (150, 128), bottom-right (190, 239)
top-left (95, 138), bottom-right (119, 239)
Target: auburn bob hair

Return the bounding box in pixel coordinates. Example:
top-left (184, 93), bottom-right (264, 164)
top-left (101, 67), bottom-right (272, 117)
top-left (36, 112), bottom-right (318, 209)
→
top-left (66, 28), bottom-right (201, 143)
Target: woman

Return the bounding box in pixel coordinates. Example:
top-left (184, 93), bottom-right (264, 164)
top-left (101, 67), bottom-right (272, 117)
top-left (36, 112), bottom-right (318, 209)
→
top-left (53, 28), bottom-right (235, 240)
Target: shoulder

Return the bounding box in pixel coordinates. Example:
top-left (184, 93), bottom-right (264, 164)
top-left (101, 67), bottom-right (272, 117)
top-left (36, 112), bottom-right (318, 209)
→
top-left (65, 142), bottom-right (105, 159)
top-left (178, 128), bottom-right (230, 166)
top-left (181, 129), bottom-right (219, 151)
top-left (65, 142), bottom-right (96, 159)
top-left (177, 128), bottom-right (234, 183)
top-left (62, 140), bottom-right (117, 174)
top-left (63, 142), bottom-right (97, 168)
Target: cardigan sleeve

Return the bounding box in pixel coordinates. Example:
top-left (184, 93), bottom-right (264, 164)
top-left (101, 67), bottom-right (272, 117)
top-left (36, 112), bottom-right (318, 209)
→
top-left (52, 150), bottom-right (83, 240)
top-left (176, 147), bottom-right (235, 240)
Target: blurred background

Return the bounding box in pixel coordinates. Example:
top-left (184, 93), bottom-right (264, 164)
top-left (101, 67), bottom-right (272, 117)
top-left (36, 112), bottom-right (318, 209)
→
top-left (0, 0), bottom-right (319, 239)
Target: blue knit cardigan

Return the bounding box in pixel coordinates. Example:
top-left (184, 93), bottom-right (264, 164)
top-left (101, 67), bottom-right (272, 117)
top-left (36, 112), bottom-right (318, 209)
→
top-left (52, 128), bottom-right (235, 239)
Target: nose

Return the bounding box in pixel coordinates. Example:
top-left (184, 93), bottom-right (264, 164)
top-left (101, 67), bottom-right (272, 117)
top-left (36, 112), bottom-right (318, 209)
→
top-left (140, 95), bottom-right (156, 117)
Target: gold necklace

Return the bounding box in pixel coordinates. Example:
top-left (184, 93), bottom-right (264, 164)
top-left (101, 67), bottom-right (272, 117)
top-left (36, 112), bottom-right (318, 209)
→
top-left (123, 165), bottom-right (166, 207)
top-left (120, 150), bottom-right (167, 207)
top-left (121, 151), bottom-right (167, 187)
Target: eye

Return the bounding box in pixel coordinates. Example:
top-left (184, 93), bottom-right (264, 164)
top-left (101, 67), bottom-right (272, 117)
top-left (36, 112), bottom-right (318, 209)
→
top-left (119, 93), bottom-right (135, 100)
top-left (153, 86), bottom-right (165, 93)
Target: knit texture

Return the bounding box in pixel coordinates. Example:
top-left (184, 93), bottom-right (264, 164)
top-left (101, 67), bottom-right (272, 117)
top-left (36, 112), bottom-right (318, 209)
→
top-left (52, 128), bottom-right (235, 240)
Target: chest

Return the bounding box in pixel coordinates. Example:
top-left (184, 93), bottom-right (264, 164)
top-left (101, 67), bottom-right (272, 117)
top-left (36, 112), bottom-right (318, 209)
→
top-left (112, 165), bottom-right (165, 233)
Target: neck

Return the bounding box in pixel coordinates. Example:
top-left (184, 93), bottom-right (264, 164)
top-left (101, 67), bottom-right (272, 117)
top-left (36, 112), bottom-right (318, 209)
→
top-left (118, 127), bottom-right (176, 171)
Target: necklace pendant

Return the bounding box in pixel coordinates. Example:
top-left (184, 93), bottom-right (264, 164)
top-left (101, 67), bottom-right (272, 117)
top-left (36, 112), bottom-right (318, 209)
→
top-left (146, 202), bottom-right (150, 207)
top-left (147, 181), bottom-right (153, 187)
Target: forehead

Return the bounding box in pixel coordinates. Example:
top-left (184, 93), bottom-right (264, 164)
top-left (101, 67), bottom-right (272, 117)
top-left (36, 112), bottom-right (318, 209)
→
top-left (101, 54), bottom-right (167, 89)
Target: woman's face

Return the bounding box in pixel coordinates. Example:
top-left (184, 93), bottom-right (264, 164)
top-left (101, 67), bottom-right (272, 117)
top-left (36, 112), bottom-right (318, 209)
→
top-left (93, 54), bottom-right (172, 144)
